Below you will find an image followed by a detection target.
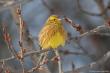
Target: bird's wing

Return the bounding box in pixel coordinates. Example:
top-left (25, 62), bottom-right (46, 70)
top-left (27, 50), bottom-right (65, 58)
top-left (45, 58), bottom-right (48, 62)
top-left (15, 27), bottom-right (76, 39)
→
top-left (38, 24), bottom-right (58, 48)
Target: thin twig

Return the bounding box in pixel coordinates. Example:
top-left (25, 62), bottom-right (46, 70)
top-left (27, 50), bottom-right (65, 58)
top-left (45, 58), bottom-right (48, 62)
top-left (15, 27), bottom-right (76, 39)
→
top-left (27, 52), bottom-right (48, 73)
top-left (78, 25), bottom-right (105, 38)
top-left (0, 49), bottom-right (51, 63)
top-left (72, 51), bottom-right (110, 73)
top-left (28, 52), bottom-right (47, 72)
top-left (1, 60), bottom-right (11, 73)
top-left (20, 61), bottom-right (25, 73)
top-left (63, 17), bottom-right (83, 34)
top-left (55, 50), bottom-right (63, 73)
top-left (63, 16), bottom-right (106, 38)
top-left (13, 2), bottom-right (40, 65)
top-left (16, 4), bottom-right (26, 73)
top-left (2, 23), bottom-right (18, 58)
top-left (63, 16), bottom-right (107, 38)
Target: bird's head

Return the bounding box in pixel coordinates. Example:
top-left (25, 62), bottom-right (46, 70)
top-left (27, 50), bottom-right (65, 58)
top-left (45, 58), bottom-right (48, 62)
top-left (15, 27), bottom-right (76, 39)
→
top-left (45, 15), bottom-right (62, 26)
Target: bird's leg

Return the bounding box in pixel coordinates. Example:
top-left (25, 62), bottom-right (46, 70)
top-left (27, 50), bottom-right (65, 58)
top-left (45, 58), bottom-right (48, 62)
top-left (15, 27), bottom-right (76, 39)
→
top-left (54, 49), bottom-right (63, 73)
top-left (36, 52), bottom-right (45, 67)
top-left (41, 52), bottom-right (48, 64)
top-left (37, 50), bottom-right (48, 68)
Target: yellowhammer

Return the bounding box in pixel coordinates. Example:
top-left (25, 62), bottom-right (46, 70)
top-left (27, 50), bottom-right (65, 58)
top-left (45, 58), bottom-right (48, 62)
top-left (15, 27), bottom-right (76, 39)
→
top-left (38, 15), bottom-right (67, 49)
top-left (38, 15), bottom-right (67, 73)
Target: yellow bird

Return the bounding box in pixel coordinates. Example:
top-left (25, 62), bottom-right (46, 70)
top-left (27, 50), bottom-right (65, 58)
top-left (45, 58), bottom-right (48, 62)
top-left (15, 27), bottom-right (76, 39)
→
top-left (38, 15), bottom-right (67, 50)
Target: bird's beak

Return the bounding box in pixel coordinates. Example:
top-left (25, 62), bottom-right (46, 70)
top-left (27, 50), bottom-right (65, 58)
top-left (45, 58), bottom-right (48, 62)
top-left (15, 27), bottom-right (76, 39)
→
top-left (58, 19), bottom-right (62, 21)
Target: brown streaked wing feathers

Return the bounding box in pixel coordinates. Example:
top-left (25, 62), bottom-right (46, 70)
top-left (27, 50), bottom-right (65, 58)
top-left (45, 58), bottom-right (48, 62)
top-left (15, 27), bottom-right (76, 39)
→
top-left (38, 24), bottom-right (58, 48)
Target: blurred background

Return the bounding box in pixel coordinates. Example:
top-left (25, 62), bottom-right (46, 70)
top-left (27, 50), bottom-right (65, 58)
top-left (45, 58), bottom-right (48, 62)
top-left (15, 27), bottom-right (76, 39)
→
top-left (0, 0), bottom-right (110, 73)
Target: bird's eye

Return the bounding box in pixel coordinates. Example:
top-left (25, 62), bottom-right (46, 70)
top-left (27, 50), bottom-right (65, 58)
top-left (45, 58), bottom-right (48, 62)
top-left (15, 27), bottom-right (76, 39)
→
top-left (54, 19), bottom-right (56, 21)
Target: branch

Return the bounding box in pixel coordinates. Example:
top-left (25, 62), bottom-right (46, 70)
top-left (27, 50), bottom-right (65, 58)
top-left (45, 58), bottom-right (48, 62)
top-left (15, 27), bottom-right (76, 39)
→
top-left (55, 50), bottom-right (62, 73)
top-left (77, 25), bottom-right (105, 38)
top-left (0, 49), bottom-right (51, 63)
top-left (63, 17), bottom-right (107, 39)
top-left (73, 51), bottom-right (110, 72)
top-left (65, 51), bottom-right (110, 73)
top-left (2, 23), bottom-right (18, 58)
top-left (63, 17), bottom-right (84, 34)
